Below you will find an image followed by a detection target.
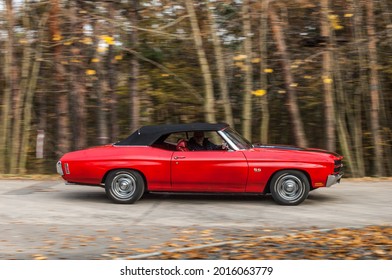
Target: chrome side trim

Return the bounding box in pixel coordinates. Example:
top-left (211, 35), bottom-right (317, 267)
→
top-left (326, 173), bottom-right (343, 188)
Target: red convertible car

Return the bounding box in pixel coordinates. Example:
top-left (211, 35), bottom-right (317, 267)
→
top-left (56, 123), bottom-right (343, 205)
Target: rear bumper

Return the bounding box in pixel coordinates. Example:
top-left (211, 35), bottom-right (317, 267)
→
top-left (56, 161), bottom-right (64, 176)
top-left (326, 173), bottom-right (343, 187)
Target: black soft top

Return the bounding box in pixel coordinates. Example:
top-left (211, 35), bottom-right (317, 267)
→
top-left (115, 123), bottom-right (229, 146)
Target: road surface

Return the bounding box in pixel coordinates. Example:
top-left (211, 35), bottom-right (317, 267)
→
top-left (0, 179), bottom-right (391, 259)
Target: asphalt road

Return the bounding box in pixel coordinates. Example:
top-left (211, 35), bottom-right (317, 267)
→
top-left (0, 179), bottom-right (391, 259)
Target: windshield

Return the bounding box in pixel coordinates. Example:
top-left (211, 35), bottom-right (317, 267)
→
top-left (221, 127), bottom-right (252, 150)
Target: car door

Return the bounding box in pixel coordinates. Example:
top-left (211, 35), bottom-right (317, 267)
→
top-left (171, 150), bottom-right (248, 192)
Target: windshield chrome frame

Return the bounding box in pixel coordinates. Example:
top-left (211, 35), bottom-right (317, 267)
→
top-left (218, 130), bottom-right (239, 151)
top-left (218, 128), bottom-right (252, 151)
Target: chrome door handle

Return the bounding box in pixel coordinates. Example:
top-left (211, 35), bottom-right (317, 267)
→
top-left (174, 156), bottom-right (186, 160)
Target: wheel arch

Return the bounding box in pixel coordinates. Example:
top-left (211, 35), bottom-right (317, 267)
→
top-left (101, 168), bottom-right (148, 191)
top-left (263, 168), bottom-right (312, 194)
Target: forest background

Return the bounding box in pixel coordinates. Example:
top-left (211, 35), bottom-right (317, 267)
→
top-left (0, 0), bottom-right (391, 177)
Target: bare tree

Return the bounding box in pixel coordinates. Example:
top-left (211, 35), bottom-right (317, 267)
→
top-left (242, 0), bottom-right (253, 140)
top-left (206, 1), bottom-right (233, 126)
top-left (49, 0), bottom-right (70, 156)
top-left (259, 0), bottom-right (270, 144)
top-left (185, 0), bottom-right (216, 124)
top-left (5, 0), bottom-right (22, 173)
top-left (0, 0), bottom-right (14, 172)
top-left (19, 10), bottom-right (47, 173)
top-left (366, 0), bottom-right (385, 176)
top-left (69, 1), bottom-right (87, 150)
top-left (350, 0), bottom-right (366, 176)
top-left (129, 0), bottom-right (140, 132)
top-left (108, 2), bottom-right (118, 140)
top-left (320, 0), bottom-right (336, 152)
top-left (269, 5), bottom-right (308, 147)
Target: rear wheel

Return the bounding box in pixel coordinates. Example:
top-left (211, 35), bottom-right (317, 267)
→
top-left (270, 170), bottom-right (310, 205)
top-left (105, 169), bottom-right (144, 204)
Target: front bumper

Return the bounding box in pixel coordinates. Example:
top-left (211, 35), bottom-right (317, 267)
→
top-left (326, 172), bottom-right (343, 187)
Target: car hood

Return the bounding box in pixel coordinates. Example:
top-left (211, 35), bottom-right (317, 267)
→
top-left (247, 144), bottom-right (342, 162)
top-left (254, 144), bottom-right (341, 157)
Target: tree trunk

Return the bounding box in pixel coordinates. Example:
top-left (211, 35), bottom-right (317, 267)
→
top-left (0, 0), bottom-right (14, 173)
top-left (5, 0), bottom-right (22, 173)
top-left (70, 1), bottom-right (87, 150)
top-left (242, 0), bottom-right (253, 140)
top-left (333, 39), bottom-right (358, 177)
top-left (130, 0), bottom-right (140, 132)
top-left (108, 3), bottom-right (118, 141)
top-left (91, 20), bottom-right (109, 146)
top-left (269, 6), bottom-right (308, 147)
top-left (366, 0), bottom-right (385, 177)
top-left (259, 0), bottom-right (270, 144)
top-left (206, 1), bottom-right (233, 127)
top-left (320, 0), bottom-right (336, 152)
top-left (350, 0), bottom-right (366, 177)
top-left (19, 14), bottom-right (47, 173)
top-left (49, 0), bottom-right (70, 156)
top-left (96, 69), bottom-right (109, 145)
top-left (185, 0), bottom-right (216, 124)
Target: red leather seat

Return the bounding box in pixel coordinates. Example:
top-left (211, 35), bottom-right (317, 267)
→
top-left (176, 139), bottom-right (189, 151)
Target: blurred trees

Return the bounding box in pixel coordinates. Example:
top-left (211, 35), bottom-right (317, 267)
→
top-left (0, 0), bottom-right (391, 177)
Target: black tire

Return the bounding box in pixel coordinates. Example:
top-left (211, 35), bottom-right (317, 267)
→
top-left (105, 169), bottom-right (145, 204)
top-left (270, 170), bottom-right (310, 205)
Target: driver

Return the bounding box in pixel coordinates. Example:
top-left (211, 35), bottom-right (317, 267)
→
top-left (188, 131), bottom-right (223, 151)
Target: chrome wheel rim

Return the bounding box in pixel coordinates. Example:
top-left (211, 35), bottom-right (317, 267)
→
top-left (111, 173), bottom-right (137, 200)
top-left (275, 174), bottom-right (304, 202)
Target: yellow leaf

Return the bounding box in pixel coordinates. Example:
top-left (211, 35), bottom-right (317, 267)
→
top-left (344, 13), bottom-right (354, 18)
top-left (97, 46), bottom-right (107, 53)
top-left (251, 58), bottom-right (261, 63)
top-left (328, 14), bottom-right (344, 30)
top-left (323, 78), bottom-right (333, 84)
top-left (91, 58), bottom-right (100, 63)
top-left (52, 33), bottom-right (62, 41)
top-left (115, 55), bottom-right (123, 61)
top-left (64, 41), bottom-right (72, 46)
top-left (81, 37), bottom-right (93, 45)
top-left (252, 89), bottom-right (267, 96)
top-left (334, 25), bottom-right (344, 30)
top-left (32, 254), bottom-right (47, 260)
top-left (290, 83), bottom-right (298, 87)
top-left (264, 68), bottom-right (274, 73)
top-left (235, 61), bottom-right (244, 68)
top-left (161, 74), bottom-right (170, 77)
top-left (70, 59), bottom-right (81, 63)
top-left (100, 35), bottom-right (115, 45)
top-left (233, 54), bottom-right (247, 61)
top-left (86, 69), bottom-right (96, 75)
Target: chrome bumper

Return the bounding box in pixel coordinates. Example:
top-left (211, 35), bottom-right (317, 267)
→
top-left (326, 173), bottom-right (343, 187)
top-left (56, 161), bottom-right (64, 176)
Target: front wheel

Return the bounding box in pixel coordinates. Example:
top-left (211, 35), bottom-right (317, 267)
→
top-left (105, 169), bottom-right (145, 204)
top-left (270, 170), bottom-right (310, 205)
